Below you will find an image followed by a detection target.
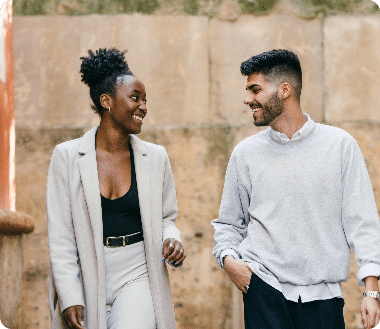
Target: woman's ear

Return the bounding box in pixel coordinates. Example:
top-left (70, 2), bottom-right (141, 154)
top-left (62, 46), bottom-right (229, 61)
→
top-left (100, 94), bottom-right (111, 110)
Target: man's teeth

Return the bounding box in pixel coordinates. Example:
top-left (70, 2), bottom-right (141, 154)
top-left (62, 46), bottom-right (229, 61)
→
top-left (251, 108), bottom-right (261, 113)
top-left (133, 115), bottom-right (143, 121)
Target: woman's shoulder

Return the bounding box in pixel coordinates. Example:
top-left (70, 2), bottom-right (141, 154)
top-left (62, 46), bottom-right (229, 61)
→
top-left (54, 136), bottom-right (82, 151)
top-left (130, 135), bottom-right (167, 156)
top-left (54, 126), bottom-right (97, 154)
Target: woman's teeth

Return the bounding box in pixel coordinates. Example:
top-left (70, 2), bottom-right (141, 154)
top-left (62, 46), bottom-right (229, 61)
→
top-left (133, 115), bottom-right (143, 121)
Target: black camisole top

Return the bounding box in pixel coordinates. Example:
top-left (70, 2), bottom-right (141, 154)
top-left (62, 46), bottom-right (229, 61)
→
top-left (101, 143), bottom-right (143, 238)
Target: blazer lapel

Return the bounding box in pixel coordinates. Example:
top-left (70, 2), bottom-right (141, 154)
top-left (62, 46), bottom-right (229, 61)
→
top-left (130, 135), bottom-right (153, 247)
top-left (77, 126), bottom-right (103, 254)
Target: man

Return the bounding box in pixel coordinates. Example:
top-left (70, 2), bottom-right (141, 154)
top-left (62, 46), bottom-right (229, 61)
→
top-left (212, 49), bottom-right (380, 329)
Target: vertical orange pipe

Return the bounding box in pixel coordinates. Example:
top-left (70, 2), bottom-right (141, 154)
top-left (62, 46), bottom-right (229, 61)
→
top-left (0, 0), bottom-right (15, 211)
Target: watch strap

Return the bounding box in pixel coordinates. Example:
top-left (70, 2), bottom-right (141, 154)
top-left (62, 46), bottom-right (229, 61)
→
top-left (362, 291), bottom-right (380, 302)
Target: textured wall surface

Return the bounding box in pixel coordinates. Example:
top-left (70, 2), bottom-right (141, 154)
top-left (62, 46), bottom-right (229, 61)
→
top-left (210, 15), bottom-right (323, 125)
top-left (12, 13), bottom-right (380, 329)
top-left (13, 15), bottom-right (210, 128)
top-left (324, 16), bottom-right (380, 123)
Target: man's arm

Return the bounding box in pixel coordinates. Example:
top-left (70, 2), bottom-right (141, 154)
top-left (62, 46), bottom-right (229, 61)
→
top-left (212, 150), bottom-right (251, 266)
top-left (361, 276), bottom-right (380, 329)
top-left (340, 139), bottom-right (380, 328)
top-left (212, 149), bottom-right (253, 292)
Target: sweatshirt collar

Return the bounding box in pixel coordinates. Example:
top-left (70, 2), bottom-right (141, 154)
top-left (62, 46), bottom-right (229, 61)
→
top-left (270, 114), bottom-right (314, 144)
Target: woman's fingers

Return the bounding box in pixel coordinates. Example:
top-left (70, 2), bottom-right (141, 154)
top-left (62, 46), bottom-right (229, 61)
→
top-left (166, 242), bottom-right (181, 260)
top-left (162, 238), bottom-right (174, 258)
top-left (63, 305), bottom-right (85, 329)
top-left (162, 239), bottom-right (186, 266)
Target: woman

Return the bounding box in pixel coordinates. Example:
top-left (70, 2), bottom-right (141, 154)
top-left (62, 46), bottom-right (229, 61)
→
top-left (47, 48), bottom-right (186, 329)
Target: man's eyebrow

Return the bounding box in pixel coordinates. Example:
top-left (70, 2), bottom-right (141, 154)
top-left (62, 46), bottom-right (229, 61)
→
top-left (246, 84), bottom-right (261, 90)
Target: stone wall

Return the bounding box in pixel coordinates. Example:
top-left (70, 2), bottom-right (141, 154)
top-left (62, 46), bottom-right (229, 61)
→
top-left (13, 14), bottom-right (380, 329)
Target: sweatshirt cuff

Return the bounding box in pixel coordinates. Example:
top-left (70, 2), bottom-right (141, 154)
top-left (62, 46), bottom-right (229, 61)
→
top-left (220, 249), bottom-right (240, 268)
top-left (357, 263), bottom-right (380, 286)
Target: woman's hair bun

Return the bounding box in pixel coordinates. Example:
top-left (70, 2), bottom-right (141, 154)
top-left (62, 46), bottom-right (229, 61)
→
top-left (80, 48), bottom-right (132, 87)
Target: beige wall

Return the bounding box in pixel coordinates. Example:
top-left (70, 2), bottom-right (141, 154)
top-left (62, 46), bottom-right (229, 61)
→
top-left (13, 14), bottom-right (380, 329)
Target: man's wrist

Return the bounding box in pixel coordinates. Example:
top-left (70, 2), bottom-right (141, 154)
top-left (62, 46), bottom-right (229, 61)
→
top-left (364, 276), bottom-right (379, 292)
top-left (223, 255), bottom-right (237, 268)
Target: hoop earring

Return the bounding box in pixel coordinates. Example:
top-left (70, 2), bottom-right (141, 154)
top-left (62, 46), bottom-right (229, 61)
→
top-left (108, 107), bottom-right (111, 115)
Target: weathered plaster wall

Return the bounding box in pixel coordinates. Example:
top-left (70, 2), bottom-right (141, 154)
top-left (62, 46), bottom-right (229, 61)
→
top-left (12, 13), bottom-right (380, 329)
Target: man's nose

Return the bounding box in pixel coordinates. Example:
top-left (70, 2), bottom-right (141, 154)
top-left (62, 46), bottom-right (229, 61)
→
top-left (243, 92), bottom-right (253, 105)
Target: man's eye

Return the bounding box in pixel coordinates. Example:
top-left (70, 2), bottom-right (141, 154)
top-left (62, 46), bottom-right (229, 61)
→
top-left (143, 100), bottom-right (147, 104)
top-left (131, 95), bottom-right (138, 101)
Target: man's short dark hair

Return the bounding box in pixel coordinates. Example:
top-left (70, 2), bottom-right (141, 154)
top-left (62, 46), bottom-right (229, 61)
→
top-left (241, 49), bottom-right (302, 101)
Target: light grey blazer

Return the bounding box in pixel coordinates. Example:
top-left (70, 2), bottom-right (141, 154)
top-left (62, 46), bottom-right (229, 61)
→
top-left (47, 126), bottom-right (180, 329)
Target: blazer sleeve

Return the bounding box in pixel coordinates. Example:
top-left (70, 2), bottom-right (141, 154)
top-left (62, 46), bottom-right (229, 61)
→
top-left (47, 144), bottom-right (85, 312)
top-left (161, 150), bottom-right (181, 243)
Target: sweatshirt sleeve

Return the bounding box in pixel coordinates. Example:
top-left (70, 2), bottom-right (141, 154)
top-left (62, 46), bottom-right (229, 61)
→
top-left (47, 145), bottom-right (85, 312)
top-left (341, 139), bottom-right (380, 285)
top-left (212, 149), bottom-right (251, 268)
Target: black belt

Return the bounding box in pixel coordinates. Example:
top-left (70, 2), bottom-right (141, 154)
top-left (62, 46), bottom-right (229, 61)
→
top-left (103, 231), bottom-right (144, 247)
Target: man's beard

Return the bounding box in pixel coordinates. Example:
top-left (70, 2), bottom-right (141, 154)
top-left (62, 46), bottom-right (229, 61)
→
top-left (253, 93), bottom-right (284, 127)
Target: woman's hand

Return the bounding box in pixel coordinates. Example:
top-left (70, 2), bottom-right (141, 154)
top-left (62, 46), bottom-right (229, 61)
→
top-left (62, 305), bottom-right (85, 329)
top-left (162, 238), bottom-right (186, 268)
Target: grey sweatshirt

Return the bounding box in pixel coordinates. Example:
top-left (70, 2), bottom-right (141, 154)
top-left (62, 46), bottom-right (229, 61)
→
top-left (212, 115), bottom-right (380, 302)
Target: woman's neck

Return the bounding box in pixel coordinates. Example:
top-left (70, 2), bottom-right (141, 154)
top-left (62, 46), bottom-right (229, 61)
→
top-left (96, 120), bottom-right (130, 154)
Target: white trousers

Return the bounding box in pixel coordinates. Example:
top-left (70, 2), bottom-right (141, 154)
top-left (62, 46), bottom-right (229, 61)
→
top-left (104, 241), bottom-right (156, 329)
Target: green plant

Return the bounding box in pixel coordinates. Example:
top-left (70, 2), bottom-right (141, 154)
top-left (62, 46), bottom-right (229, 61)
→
top-left (13, 0), bottom-right (48, 15)
top-left (299, 0), bottom-right (368, 14)
top-left (238, 0), bottom-right (280, 14)
top-left (184, 0), bottom-right (200, 14)
top-left (116, 0), bottom-right (160, 14)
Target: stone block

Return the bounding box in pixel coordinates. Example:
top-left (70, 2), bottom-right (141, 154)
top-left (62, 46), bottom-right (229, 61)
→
top-left (210, 15), bottom-right (323, 125)
top-left (13, 15), bottom-right (209, 128)
top-left (324, 16), bottom-right (380, 123)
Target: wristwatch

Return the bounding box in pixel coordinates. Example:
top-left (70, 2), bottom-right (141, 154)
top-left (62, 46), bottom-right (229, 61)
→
top-left (362, 291), bottom-right (380, 302)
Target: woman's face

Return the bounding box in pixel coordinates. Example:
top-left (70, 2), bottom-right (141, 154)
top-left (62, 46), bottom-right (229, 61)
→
top-left (106, 76), bottom-right (147, 135)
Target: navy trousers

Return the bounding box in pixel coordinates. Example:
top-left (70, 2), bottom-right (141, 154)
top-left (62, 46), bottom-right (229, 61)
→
top-left (243, 274), bottom-right (345, 329)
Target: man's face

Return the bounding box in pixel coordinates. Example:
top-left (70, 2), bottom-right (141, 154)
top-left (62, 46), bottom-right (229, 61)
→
top-left (243, 73), bottom-right (284, 127)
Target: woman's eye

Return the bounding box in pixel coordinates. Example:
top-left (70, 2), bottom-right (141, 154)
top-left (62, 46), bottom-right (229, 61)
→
top-left (143, 99), bottom-right (147, 104)
top-left (131, 95), bottom-right (138, 101)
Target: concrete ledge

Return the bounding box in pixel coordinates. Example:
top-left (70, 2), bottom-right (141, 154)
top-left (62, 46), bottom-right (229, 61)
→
top-left (0, 209), bottom-right (34, 235)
